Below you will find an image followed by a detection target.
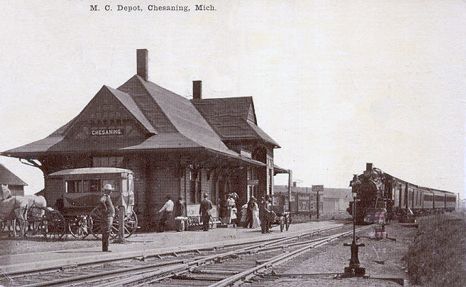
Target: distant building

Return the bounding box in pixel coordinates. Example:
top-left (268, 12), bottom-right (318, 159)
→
top-left (322, 188), bottom-right (352, 215)
top-left (274, 183), bottom-right (351, 216)
top-left (0, 164), bottom-right (27, 196)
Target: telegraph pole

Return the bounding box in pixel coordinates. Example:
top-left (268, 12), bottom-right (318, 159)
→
top-left (296, 183), bottom-right (299, 215)
top-left (287, 170), bottom-right (292, 212)
top-left (317, 189), bottom-right (320, 220)
top-left (312, 185), bottom-right (323, 221)
top-left (308, 187), bottom-right (312, 219)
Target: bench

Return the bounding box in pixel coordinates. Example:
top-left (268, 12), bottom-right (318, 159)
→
top-left (186, 216), bottom-right (221, 230)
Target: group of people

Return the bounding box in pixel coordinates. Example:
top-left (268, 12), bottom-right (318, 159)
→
top-left (98, 185), bottom-right (273, 252)
top-left (157, 195), bottom-right (185, 232)
top-left (241, 195), bottom-right (274, 233)
top-left (99, 188), bottom-right (214, 252)
top-left (159, 193), bottom-right (213, 232)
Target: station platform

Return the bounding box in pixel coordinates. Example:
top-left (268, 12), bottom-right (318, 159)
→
top-left (0, 221), bottom-right (343, 275)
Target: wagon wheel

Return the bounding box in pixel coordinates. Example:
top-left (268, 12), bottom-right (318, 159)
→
top-left (68, 215), bottom-right (91, 239)
top-left (42, 209), bottom-right (66, 240)
top-left (89, 207), bottom-right (118, 240)
top-left (26, 206), bottom-right (47, 237)
top-left (122, 210), bottom-right (138, 238)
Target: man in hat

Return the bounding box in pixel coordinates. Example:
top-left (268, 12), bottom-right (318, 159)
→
top-left (259, 196), bottom-right (269, 234)
top-left (158, 195), bottom-right (174, 232)
top-left (100, 183), bottom-right (115, 252)
top-left (199, 193), bottom-right (213, 231)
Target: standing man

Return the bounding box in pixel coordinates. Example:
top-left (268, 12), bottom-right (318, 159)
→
top-left (259, 196), bottom-right (269, 234)
top-left (100, 184), bottom-right (115, 252)
top-left (158, 195), bottom-right (174, 232)
top-left (266, 195), bottom-right (274, 232)
top-left (174, 197), bottom-right (184, 218)
top-left (199, 193), bottom-right (213, 231)
top-left (246, 197), bottom-right (255, 228)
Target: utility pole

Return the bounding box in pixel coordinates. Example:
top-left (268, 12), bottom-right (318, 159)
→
top-left (287, 170), bottom-right (292, 212)
top-left (312, 185), bottom-right (323, 221)
top-left (308, 187), bottom-right (312, 219)
top-left (296, 183), bottom-right (299, 215)
top-left (317, 189), bottom-right (320, 220)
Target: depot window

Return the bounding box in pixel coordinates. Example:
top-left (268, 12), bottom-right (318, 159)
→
top-left (93, 156), bottom-right (124, 167)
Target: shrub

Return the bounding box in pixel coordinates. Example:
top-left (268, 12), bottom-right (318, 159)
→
top-left (403, 214), bottom-right (466, 287)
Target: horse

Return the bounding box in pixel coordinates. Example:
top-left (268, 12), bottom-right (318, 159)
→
top-left (0, 184), bottom-right (47, 237)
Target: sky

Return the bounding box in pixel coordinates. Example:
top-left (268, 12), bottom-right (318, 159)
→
top-left (0, 0), bottom-right (464, 200)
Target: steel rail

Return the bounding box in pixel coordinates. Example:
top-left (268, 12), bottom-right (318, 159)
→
top-left (4, 229), bottom-right (294, 283)
top-left (209, 226), bottom-right (372, 287)
top-left (6, 224), bottom-right (347, 287)
top-left (94, 237), bottom-right (293, 287)
top-left (133, 226), bottom-right (358, 287)
top-left (21, 259), bottom-right (187, 287)
top-left (94, 225), bottom-right (349, 287)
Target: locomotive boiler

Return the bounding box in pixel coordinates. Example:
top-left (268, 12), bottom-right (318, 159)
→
top-left (349, 163), bottom-right (456, 224)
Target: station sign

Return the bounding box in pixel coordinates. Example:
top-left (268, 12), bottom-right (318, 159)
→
top-left (247, 179), bottom-right (259, 185)
top-left (90, 128), bottom-right (125, 136)
top-left (311, 185), bottom-right (324, 193)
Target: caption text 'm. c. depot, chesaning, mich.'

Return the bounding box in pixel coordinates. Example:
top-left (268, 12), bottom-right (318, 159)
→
top-left (90, 4), bottom-right (216, 13)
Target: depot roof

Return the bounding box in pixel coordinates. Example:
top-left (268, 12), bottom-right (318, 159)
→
top-left (3, 74), bottom-right (278, 168)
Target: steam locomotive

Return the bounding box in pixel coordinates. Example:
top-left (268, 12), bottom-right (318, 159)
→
top-left (348, 163), bottom-right (456, 224)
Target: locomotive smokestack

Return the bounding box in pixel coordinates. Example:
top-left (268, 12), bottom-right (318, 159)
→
top-left (366, 163), bottom-right (373, 172)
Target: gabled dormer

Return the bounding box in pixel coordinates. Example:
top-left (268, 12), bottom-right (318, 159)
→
top-left (63, 85), bottom-right (156, 142)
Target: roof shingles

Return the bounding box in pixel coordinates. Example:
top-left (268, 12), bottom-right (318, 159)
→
top-left (0, 164), bottom-right (27, 186)
top-left (2, 75), bottom-right (279, 161)
top-left (193, 98), bottom-right (279, 147)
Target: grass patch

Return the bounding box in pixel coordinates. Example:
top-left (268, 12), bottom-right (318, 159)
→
top-left (403, 213), bottom-right (466, 287)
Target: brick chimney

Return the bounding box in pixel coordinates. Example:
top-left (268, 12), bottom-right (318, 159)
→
top-left (366, 163), bottom-right (373, 172)
top-left (137, 49), bottom-right (148, 81)
top-left (193, 80), bottom-right (202, 100)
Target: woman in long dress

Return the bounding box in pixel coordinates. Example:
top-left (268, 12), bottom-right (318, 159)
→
top-left (227, 196), bottom-right (236, 224)
top-left (240, 203), bottom-right (248, 226)
top-left (251, 199), bottom-right (261, 228)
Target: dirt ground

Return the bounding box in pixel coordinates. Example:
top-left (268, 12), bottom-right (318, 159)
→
top-left (247, 222), bottom-right (417, 287)
top-left (0, 221), bottom-right (340, 256)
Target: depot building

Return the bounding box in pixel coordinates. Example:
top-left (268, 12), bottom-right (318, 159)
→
top-left (2, 49), bottom-right (288, 229)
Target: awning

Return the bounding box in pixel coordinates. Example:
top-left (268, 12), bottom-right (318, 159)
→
top-left (274, 164), bottom-right (289, 174)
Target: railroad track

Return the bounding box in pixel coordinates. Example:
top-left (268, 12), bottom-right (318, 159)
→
top-left (0, 224), bottom-right (366, 287)
top-left (132, 226), bottom-right (371, 287)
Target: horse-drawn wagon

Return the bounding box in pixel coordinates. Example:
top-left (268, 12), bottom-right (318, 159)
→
top-left (45, 167), bottom-right (138, 239)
